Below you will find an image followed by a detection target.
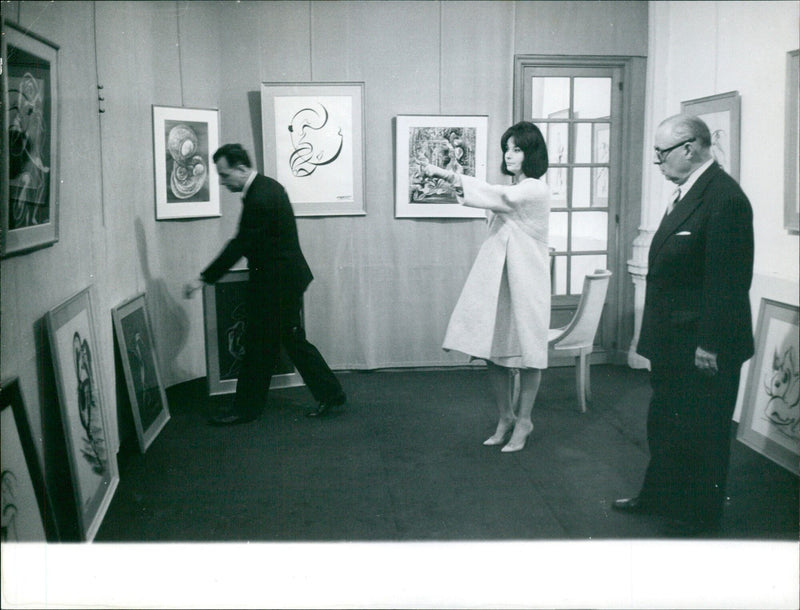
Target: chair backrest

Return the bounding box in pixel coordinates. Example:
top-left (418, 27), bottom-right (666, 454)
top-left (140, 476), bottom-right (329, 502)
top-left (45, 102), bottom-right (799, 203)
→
top-left (550, 269), bottom-right (612, 350)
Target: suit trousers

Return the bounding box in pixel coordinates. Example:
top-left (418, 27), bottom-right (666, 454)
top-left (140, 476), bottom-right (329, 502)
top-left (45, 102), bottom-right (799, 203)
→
top-left (638, 360), bottom-right (742, 528)
top-left (234, 280), bottom-right (343, 419)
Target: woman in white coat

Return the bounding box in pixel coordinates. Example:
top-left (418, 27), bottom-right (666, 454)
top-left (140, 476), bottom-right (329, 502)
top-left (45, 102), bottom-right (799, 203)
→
top-left (423, 121), bottom-right (550, 452)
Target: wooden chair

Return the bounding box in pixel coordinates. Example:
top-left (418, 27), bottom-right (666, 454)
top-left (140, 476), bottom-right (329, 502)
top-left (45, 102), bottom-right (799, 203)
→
top-left (548, 269), bottom-right (612, 413)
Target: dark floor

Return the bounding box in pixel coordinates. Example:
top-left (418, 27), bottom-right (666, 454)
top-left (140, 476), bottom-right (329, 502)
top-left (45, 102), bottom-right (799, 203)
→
top-left (96, 365), bottom-right (799, 542)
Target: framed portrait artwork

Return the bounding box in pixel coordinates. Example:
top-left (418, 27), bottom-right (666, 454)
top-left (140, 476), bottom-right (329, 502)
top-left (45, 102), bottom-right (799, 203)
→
top-left (112, 293), bottom-right (170, 453)
top-left (260, 82), bottom-right (366, 216)
top-left (202, 268), bottom-right (304, 396)
top-left (395, 115), bottom-right (488, 218)
top-left (784, 49), bottom-right (799, 233)
top-left (737, 299), bottom-right (800, 477)
top-left (1, 377), bottom-right (59, 541)
top-left (152, 105), bottom-right (220, 220)
top-left (1, 21), bottom-right (60, 258)
top-left (46, 287), bottom-right (119, 541)
top-left (681, 91), bottom-right (741, 181)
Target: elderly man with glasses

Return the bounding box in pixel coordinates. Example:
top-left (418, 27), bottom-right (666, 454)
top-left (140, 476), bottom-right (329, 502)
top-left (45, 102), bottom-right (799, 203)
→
top-left (612, 114), bottom-right (755, 537)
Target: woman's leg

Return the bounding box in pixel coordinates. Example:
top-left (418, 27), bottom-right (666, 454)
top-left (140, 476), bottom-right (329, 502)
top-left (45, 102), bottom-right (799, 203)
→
top-left (484, 362), bottom-right (517, 445)
top-left (502, 368), bottom-right (542, 452)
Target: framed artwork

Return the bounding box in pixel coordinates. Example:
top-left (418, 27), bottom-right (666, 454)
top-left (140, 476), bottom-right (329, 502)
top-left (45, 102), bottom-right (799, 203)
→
top-left (260, 82), bottom-right (366, 216)
top-left (202, 268), bottom-right (304, 396)
top-left (542, 109), bottom-right (569, 207)
top-left (152, 105), bottom-right (220, 220)
top-left (46, 287), bottom-right (119, 541)
top-left (1, 377), bottom-right (58, 541)
top-left (592, 122), bottom-right (610, 208)
top-left (395, 115), bottom-right (488, 218)
top-left (784, 50), bottom-right (799, 232)
top-left (737, 299), bottom-right (800, 477)
top-left (1, 21), bottom-right (60, 258)
top-left (112, 293), bottom-right (170, 453)
top-left (680, 91), bottom-right (740, 181)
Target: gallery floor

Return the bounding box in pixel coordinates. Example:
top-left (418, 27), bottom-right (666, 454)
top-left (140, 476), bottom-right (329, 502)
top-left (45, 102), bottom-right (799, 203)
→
top-left (95, 365), bottom-right (798, 543)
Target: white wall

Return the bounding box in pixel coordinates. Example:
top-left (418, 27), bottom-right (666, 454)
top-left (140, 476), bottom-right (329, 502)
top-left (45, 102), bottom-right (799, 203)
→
top-left (645, 1), bottom-right (800, 420)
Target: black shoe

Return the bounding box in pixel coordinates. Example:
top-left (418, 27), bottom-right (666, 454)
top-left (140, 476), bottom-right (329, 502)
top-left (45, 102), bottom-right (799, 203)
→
top-left (612, 496), bottom-right (655, 514)
top-left (208, 413), bottom-right (256, 427)
top-left (306, 392), bottom-right (346, 418)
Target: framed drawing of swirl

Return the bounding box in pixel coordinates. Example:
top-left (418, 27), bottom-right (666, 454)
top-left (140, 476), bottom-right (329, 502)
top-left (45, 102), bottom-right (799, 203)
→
top-left (152, 105), bottom-right (220, 220)
top-left (1, 21), bottom-right (60, 258)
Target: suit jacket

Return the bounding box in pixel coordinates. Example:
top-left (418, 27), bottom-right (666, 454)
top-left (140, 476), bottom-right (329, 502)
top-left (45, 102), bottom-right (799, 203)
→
top-left (201, 174), bottom-right (313, 293)
top-left (638, 162), bottom-right (754, 368)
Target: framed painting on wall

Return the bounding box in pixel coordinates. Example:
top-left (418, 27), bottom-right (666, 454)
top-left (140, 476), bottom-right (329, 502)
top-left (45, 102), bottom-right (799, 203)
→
top-left (1, 21), bottom-right (60, 258)
top-left (737, 298), bottom-right (800, 477)
top-left (202, 268), bottom-right (304, 396)
top-left (46, 287), bottom-right (119, 541)
top-left (395, 115), bottom-right (488, 218)
top-left (680, 91), bottom-right (740, 181)
top-left (111, 293), bottom-right (170, 453)
top-left (1, 377), bottom-right (59, 542)
top-left (261, 82), bottom-right (366, 216)
top-left (784, 49), bottom-right (799, 233)
top-left (152, 105), bottom-right (220, 220)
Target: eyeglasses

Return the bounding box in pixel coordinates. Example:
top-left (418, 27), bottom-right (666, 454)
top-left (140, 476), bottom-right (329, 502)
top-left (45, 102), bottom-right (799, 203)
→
top-left (653, 138), bottom-right (695, 164)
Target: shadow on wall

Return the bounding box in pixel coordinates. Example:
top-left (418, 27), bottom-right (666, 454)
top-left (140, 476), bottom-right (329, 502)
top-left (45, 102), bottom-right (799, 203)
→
top-left (134, 218), bottom-right (192, 386)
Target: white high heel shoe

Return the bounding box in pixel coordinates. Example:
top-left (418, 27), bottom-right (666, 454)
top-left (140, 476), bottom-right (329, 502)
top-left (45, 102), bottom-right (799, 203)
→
top-left (483, 418), bottom-right (516, 446)
top-left (501, 419), bottom-right (533, 453)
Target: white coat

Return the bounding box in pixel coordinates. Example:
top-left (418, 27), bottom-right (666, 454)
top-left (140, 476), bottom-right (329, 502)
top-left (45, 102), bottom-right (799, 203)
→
top-left (442, 175), bottom-right (551, 369)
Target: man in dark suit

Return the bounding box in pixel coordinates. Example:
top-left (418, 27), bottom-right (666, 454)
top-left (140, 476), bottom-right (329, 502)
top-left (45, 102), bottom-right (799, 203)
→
top-left (613, 115), bottom-right (754, 536)
top-left (196, 143), bottom-right (346, 425)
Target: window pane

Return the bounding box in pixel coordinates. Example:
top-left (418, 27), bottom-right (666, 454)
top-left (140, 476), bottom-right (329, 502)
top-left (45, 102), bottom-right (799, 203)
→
top-left (549, 211), bottom-right (568, 251)
top-left (575, 123), bottom-right (592, 163)
top-left (592, 167), bottom-right (609, 207)
top-left (540, 122), bottom-right (568, 166)
top-left (545, 168), bottom-right (568, 206)
top-left (572, 168), bottom-right (591, 208)
top-left (592, 123), bottom-right (610, 162)
top-left (570, 255), bottom-right (607, 295)
top-left (531, 77), bottom-right (570, 119)
top-left (554, 255), bottom-right (568, 296)
top-left (571, 211), bottom-right (607, 251)
top-left (574, 78), bottom-right (610, 119)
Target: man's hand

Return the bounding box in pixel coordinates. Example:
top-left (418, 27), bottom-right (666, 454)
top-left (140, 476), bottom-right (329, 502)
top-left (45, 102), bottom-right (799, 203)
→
top-left (695, 346), bottom-right (718, 376)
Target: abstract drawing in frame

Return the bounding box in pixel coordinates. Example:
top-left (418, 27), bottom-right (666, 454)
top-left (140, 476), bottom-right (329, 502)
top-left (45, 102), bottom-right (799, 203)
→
top-left (784, 49), bottom-right (799, 232)
top-left (46, 287), bottom-right (119, 541)
top-left (1, 21), bottom-right (60, 258)
top-left (202, 268), bottom-right (304, 396)
top-left (261, 82), bottom-right (366, 216)
top-left (681, 90), bottom-right (740, 181)
top-left (112, 293), bottom-right (170, 453)
top-left (395, 115), bottom-right (488, 218)
top-left (592, 121), bottom-right (610, 208)
top-left (737, 299), bottom-right (800, 477)
top-left (152, 105), bottom-right (220, 220)
top-left (1, 377), bottom-right (58, 541)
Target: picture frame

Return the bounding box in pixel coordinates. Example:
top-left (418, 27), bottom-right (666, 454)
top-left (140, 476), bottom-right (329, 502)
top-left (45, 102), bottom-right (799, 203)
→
top-left (591, 121), bottom-right (610, 208)
top-left (737, 298), bottom-right (800, 477)
top-left (1, 377), bottom-right (59, 541)
top-left (784, 49), bottom-right (799, 233)
top-left (260, 82), bottom-right (366, 217)
top-left (680, 90), bottom-right (741, 181)
top-left (202, 268), bottom-right (304, 396)
top-left (46, 287), bottom-right (119, 541)
top-left (111, 293), bottom-right (171, 453)
top-left (395, 115), bottom-right (488, 218)
top-left (1, 21), bottom-right (60, 258)
top-left (152, 105), bottom-right (220, 220)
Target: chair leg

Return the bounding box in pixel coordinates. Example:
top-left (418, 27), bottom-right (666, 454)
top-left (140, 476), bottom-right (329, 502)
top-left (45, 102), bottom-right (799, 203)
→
top-left (575, 352), bottom-right (588, 413)
top-left (585, 357), bottom-right (592, 403)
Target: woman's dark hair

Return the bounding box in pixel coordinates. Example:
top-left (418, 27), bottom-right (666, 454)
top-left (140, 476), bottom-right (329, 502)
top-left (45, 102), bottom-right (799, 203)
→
top-left (213, 143), bottom-right (252, 168)
top-left (500, 121), bottom-right (548, 179)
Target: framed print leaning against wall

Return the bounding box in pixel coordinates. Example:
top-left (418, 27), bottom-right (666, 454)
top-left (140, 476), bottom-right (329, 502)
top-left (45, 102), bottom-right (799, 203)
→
top-left (1, 21), bottom-right (60, 258)
top-left (261, 82), bottom-right (365, 216)
top-left (112, 293), bottom-right (170, 453)
top-left (202, 268), bottom-right (304, 396)
top-left (681, 91), bottom-right (740, 181)
top-left (46, 287), bottom-right (119, 541)
top-left (152, 105), bottom-right (220, 220)
top-left (737, 298), bottom-right (800, 477)
top-left (395, 115), bottom-right (488, 218)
